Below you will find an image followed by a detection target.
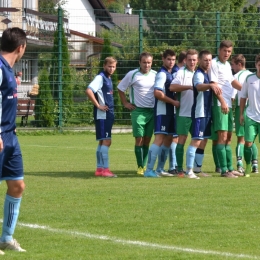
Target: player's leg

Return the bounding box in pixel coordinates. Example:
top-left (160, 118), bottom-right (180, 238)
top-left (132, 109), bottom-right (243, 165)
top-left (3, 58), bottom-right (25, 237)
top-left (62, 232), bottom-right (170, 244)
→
top-left (169, 136), bottom-right (178, 173)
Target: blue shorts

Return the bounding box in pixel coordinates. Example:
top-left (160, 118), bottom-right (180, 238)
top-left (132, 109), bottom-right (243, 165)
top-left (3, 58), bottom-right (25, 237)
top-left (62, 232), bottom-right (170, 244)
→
top-left (191, 117), bottom-right (211, 139)
top-left (0, 131), bottom-right (24, 181)
top-left (95, 115), bottom-right (114, 141)
top-left (154, 114), bottom-right (176, 135)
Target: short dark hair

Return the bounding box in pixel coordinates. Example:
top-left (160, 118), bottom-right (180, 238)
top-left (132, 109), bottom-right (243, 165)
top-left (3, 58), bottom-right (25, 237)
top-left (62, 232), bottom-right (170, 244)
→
top-left (139, 52), bottom-right (153, 61)
top-left (231, 54), bottom-right (246, 67)
top-left (1, 27), bottom-right (27, 53)
top-left (178, 51), bottom-right (187, 63)
top-left (162, 49), bottom-right (176, 58)
top-left (255, 54), bottom-right (260, 64)
top-left (219, 40), bottom-right (233, 49)
top-left (199, 50), bottom-right (212, 59)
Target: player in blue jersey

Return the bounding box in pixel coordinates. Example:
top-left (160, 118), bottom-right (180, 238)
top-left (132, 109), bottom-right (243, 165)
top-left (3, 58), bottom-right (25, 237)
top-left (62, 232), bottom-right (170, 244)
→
top-left (0, 28), bottom-right (27, 253)
top-left (168, 51), bottom-right (186, 174)
top-left (185, 50), bottom-right (221, 178)
top-left (144, 49), bottom-right (180, 177)
top-left (86, 57), bottom-right (117, 178)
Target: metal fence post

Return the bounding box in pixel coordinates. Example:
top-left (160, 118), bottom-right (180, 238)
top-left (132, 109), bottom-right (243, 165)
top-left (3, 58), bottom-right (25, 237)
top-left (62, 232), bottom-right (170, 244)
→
top-left (139, 9), bottom-right (143, 54)
top-left (58, 7), bottom-right (63, 129)
top-left (216, 11), bottom-right (220, 55)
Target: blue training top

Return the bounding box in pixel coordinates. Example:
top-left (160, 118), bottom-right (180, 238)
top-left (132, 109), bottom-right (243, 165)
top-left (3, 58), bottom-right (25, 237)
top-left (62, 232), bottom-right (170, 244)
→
top-left (0, 55), bottom-right (18, 134)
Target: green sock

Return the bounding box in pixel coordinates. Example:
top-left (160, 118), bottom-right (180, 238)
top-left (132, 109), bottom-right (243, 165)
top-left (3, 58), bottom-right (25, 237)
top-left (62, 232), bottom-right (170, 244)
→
top-left (226, 144), bottom-right (233, 171)
top-left (142, 145), bottom-right (149, 167)
top-left (135, 146), bottom-right (143, 168)
top-left (216, 144), bottom-right (228, 173)
top-left (236, 143), bottom-right (244, 167)
top-left (212, 144), bottom-right (220, 168)
top-left (176, 144), bottom-right (184, 171)
top-left (244, 145), bottom-right (252, 165)
top-left (251, 143), bottom-right (258, 161)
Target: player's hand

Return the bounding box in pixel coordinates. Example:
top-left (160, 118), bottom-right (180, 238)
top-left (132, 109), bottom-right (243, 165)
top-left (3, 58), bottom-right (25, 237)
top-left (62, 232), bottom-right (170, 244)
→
top-left (210, 83), bottom-right (222, 95)
top-left (98, 105), bottom-right (109, 111)
top-left (124, 102), bottom-right (136, 110)
top-left (0, 137), bottom-right (3, 153)
top-left (220, 102), bottom-right (229, 114)
top-left (240, 115), bottom-right (244, 126)
top-left (172, 100), bottom-right (180, 108)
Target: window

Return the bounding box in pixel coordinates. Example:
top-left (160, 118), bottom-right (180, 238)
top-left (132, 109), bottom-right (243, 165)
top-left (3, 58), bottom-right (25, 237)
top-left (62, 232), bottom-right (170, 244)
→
top-left (23, 0), bottom-right (35, 9)
top-left (16, 59), bottom-right (32, 83)
top-left (0, 0), bottom-right (10, 7)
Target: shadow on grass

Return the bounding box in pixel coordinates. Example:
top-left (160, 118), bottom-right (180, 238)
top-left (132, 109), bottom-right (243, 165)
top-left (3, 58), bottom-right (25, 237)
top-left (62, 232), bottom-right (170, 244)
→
top-left (25, 170), bottom-right (144, 179)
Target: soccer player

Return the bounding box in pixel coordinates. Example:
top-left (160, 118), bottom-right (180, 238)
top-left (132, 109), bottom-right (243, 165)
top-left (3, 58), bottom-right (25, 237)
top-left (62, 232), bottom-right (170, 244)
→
top-left (208, 40), bottom-right (243, 177)
top-left (86, 57), bottom-right (117, 177)
top-left (231, 54), bottom-right (258, 174)
top-left (117, 52), bottom-right (156, 175)
top-left (0, 28), bottom-right (27, 253)
top-left (185, 50), bottom-right (221, 178)
top-left (144, 49), bottom-right (179, 177)
top-left (168, 51), bottom-right (186, 174)
top-left (240, 54), bottom-right (260, 177)
top-left (170, 49), bottom-right (198, 178)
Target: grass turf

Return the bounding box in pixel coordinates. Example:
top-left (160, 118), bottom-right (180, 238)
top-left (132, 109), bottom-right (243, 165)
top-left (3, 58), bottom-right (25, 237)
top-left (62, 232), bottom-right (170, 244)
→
top-left (0, 133), bottom-right (259, 259)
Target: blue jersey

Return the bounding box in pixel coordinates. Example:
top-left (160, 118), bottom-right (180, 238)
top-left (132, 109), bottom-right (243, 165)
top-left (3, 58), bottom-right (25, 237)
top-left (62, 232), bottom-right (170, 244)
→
top-left (154, 66), bottom-right (175, 116)
top-left (88, 71), bottom-right (114, 120)
top-left (192, 67), bottom-right (212, 118)
top-left (0, 55), bottom-right (18, 134)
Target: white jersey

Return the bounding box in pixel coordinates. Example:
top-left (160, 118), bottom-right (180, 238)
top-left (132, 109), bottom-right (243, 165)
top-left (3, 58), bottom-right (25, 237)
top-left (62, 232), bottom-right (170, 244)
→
top-left (117, 68), bottom-right (157, 108)
top-left (171, 67), bottom-right (194, 117)
top-left (240, 73), bottom-right (260, 123)
top-left (208, 57), bottom-right (235, 108)
top-left (231, 70), bottom-right (252, 106)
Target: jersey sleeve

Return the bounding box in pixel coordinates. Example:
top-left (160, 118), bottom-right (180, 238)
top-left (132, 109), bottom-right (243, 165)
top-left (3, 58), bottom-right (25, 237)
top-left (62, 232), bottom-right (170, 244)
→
top-left (153, 72), bottom-right (166, 91)
top-left (87, 75), bottom-right (103, 93)
top-left (117, 71), bottom-right (134, 92)
top-left (208, 60), bottom-right (218, 82)
top-left (193, 72), bottom-right (204, 88)
top-left (171, 69), bottom-right (183, 84)
top-left (240, 78), bottom-right (248, 99)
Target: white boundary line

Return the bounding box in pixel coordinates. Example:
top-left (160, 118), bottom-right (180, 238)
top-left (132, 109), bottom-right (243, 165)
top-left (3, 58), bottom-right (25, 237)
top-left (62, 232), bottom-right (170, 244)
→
top-left (12, 221), bottom-right (259, 259)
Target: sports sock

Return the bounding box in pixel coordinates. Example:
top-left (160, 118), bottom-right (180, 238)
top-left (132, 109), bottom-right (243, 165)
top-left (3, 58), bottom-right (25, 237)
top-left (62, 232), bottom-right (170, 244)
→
top-left (226, 144), bottom-right (234, 171)
top-left (100, 145), bottom-right (109, 169)
top-left (156, 145), bottom-right (169, 172)
top-left (176, 143), bottom-right (184, 172)
top-left (186, 145), bottom-right (197, 170)
top-left (251, 143), bottom-right (258, 161)
top-left (1, 195), bottom-right (21, 242)
top-left (216, 144), bottom-right (228, 173)
top-left (169, 142), bottom-right (177, 170)
top-left (212, 144), bottom-right (220, 169)
top-left (194, 148), bottom-right (204, 172)
top-left (236, 143), bottom-right (244, 167)
top-left (96, 145), bottom-right (102, 168)
top-left (142, 145), bottom-right (149, 167)
top-left (135, 146), bottom-right (143, 168)
top-left (146, 144), bottom-right (160, 171)
top-left (244, 145), bottom-right (252, 165)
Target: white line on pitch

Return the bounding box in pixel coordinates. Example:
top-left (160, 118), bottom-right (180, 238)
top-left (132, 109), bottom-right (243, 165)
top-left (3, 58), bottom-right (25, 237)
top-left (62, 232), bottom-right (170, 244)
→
top-left (13, 221), bottom-right (259, 259)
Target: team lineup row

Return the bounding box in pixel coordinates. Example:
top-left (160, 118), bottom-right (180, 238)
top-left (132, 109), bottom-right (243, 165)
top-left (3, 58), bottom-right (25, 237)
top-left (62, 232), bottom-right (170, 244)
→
top-left (86, 40), bottom-right (260, 179)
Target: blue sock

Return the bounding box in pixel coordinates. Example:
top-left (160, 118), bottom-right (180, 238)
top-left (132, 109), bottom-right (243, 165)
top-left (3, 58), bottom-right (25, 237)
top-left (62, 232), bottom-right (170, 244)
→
top-left (156, 145), bottom-right (169, 172)
top-left (1, 194), bottom-right (22, 242)
top-left (96, 145), bottom-right (102, 168)
top-left (100, 145), bottom-right (109, 169)
top-left (194, 148), bottom-right (204, 169)
top-left (146, 144), bottom-right (160, 171)
top-left (186, 145), bottom-right (197, 170)
top-left (169, 142), bottom-right (177, 170)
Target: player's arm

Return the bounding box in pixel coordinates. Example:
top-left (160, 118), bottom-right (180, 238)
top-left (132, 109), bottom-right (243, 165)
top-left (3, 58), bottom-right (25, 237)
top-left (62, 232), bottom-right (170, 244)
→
top-left (215, 91), bottom-right (229, 114)
top-left (154, 89), bottom-right (180, 108)
top-left (240, 98), bottom-right (246, 125)
top-left (231, 79), bottom-right (242, 91)
top-left (118, 89), bottom-right (135, 110)
top-left (170, 83), bottom-right (192, 92)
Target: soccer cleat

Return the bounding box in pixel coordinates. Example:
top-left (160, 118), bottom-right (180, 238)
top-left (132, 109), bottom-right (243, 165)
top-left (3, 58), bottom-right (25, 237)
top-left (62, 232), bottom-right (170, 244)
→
top-left (137, 167), bottom-right (144, 175)
top-left (0, 239), bottom-right (26, 252)
top-left (143, 166), bottom-right (146, 172)
top-left (186, 170), bottom-right (200, 179)
top-left (94, 168), bottom-right (103, 177)
top-left (215, 167), bottom-right (221, 173)
top-left (144, 170), bottom-right (160, 177)
top-left (244, 164), bottom-right (251, 177)
top-left (229, 170), bottom-right (244, 177)
top-left (102, 169), bottom-right (117, 178)
top-left (237, 166), bottom-right (245, 174)
top-left (252, 164), bottom-right (258, 173)
top-left (156, 170), bottom-right (174, 177)
top-left (196, 172), bottom-right (211, 177)
top-left (221, 171), bottom-right (238, 178)
top-left (177, 171), bottom-right (185, 178)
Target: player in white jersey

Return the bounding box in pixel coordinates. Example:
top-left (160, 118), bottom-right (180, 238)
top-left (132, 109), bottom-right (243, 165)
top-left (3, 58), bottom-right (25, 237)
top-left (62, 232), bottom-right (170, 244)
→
top-left (170, 49), bottom-right (198, 177)
top-left (208, 40), bottom-right (242, 178)
top-left (231, 54), bottom-right (258, 174)
top-left (117, 52), bottom-right (157, 175)
top-left (240, 54), bottom-right (260, 177)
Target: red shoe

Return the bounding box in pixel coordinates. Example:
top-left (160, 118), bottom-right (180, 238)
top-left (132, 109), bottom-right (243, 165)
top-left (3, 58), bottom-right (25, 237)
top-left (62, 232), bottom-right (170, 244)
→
top-left (95, 168), bottom-right (103, 176)
top-left (102, 168), bottom-right (117, 178)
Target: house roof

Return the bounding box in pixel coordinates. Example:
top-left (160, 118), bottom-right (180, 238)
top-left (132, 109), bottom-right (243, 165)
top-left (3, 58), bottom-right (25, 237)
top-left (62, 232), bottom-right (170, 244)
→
top-left (88, 0), bottom-right (112, 21)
